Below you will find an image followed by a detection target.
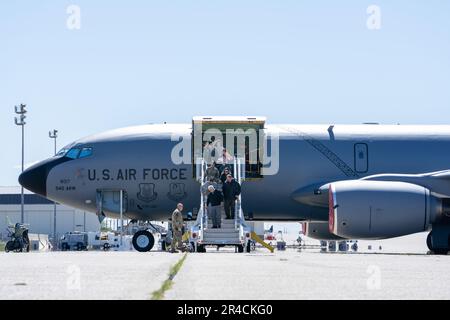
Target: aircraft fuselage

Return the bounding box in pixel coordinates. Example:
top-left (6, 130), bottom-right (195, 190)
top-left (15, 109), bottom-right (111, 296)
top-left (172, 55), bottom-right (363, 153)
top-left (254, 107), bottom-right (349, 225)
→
top-left (19, 124), bottom-right (450, 223)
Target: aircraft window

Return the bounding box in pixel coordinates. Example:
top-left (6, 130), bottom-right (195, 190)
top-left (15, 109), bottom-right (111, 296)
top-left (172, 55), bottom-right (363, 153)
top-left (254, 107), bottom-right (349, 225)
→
top-left (55, 148), bottom-right (68, 157)
top-left (79, 147), bottom-right (93, 159)
top-left (66, 148), bottom-right (81, 159)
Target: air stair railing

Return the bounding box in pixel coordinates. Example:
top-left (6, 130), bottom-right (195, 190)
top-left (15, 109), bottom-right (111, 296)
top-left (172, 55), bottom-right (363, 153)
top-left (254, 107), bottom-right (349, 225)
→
top-left (200, 159), bottom-right (208, 232)
top-left (234, 157), bottom-right (246, 240)
top-left (234, 157), bottom-right (238, 230)
top-left (194, 158), bottom-right (208, 239)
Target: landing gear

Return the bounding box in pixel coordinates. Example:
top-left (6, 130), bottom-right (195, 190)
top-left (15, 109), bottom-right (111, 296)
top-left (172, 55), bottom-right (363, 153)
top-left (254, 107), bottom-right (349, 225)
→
top-left (245, 241), bottom-right (251, 253)
top-left (132, 230), bottom-right (155, 252)
top-left (426, 232), bottom-right (432, 251)
top-left (427, 229), bottom-right (449, 255)
top-left (196, 244), bottom-right (206, 253)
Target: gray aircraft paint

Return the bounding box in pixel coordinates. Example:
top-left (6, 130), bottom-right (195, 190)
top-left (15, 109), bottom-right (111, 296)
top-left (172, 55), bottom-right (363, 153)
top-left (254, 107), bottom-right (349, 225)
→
top-left (37, 124), bottom-right (450, 223)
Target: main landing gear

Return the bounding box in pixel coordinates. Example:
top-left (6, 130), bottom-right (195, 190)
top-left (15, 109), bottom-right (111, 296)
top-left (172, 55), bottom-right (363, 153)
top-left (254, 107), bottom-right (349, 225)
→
top-left (427, 225), bottom-right (450, 255)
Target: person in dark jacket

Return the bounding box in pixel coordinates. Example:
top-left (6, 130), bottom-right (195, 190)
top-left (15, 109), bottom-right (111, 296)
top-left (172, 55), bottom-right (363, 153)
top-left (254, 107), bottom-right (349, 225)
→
top-left (222, 174), bottom-right (241, 219)
top-left (220, 167), bottom-right (231, 184)
top-left (206, 185), bottom-right (224, 228)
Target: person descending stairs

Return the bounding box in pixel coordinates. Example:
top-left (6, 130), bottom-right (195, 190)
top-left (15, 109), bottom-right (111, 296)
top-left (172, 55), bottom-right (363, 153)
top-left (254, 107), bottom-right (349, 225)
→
top-left (192, 157), bottom-right (250, 253)
top-left (206, 185), bottom-right (223, 229)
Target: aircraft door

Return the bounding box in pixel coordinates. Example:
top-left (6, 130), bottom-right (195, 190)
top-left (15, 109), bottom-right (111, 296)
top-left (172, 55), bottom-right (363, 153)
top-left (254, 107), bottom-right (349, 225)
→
top-left (354, 143), bottom-right (369, 173)
top-left (96, 189), bottom-right (128, 218)
top-left (192, 116), bottom-right (266, 180)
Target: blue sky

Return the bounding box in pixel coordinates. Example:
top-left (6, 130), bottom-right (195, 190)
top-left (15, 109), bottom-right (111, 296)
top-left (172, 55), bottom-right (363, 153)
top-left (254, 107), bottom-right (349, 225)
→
top-left (1, 1), bottom-right (450, 185)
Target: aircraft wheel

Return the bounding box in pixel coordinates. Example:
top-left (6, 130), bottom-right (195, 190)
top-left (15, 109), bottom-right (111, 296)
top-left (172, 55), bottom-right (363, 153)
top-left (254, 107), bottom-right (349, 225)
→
top-left (426, 232), bottom-right (433, 251)
top-left (132, 230), bottom-right (155, 252)
top-left (237, 244), bottom-right (244, 253)
top-left (5, 241), bottom-right (14, 253)
top-left (433, 248), bottom-right (448, 255)
top-left (196, 244), bottom-right (206, 253)
top-left (427, 231), bottom-right (449, 255)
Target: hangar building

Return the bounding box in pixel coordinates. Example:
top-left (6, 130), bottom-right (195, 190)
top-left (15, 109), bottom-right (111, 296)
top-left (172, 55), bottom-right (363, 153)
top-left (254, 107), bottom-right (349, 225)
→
top-left (0, 186), bottom-right (100, 240)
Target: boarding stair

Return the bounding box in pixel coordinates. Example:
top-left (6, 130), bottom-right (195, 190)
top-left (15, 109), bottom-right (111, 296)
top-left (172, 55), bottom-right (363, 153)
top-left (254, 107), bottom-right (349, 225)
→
top-left (190, 157), bottom-right (251, 252)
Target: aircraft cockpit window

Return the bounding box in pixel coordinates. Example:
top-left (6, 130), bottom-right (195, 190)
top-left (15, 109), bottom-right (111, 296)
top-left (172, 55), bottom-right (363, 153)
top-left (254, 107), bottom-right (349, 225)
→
top-left (78, 147), bottom-right (93, 159)
top-left (66, 148), bottom-right (81, 159)
top-left (55, 148), bottom-right (68, 157)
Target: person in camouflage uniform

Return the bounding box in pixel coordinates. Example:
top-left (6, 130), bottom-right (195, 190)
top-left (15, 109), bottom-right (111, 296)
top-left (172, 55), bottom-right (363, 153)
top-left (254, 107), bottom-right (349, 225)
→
top-left (171, 203), bottom-right (185, 253)
top-left (205, 162), bottom-right (220, 183)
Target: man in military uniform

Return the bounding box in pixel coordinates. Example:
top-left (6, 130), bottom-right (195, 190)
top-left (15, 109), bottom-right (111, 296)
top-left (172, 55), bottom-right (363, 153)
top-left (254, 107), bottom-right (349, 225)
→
top-left (171, 203), bottom-right (185, 253)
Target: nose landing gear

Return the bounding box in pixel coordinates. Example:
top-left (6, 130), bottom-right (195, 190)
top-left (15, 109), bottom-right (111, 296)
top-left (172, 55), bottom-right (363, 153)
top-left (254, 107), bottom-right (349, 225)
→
top-left (132, 230), bottom-right (155, 252)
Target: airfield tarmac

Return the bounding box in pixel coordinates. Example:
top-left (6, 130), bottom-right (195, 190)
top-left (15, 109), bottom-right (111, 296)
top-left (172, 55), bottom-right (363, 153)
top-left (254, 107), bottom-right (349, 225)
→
top-left (1, 232), bottom-right (450, 300)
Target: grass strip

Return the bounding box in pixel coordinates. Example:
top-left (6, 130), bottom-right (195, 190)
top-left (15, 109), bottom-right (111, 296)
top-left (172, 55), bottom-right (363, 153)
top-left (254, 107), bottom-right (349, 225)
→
top-left (151, 253), bottom-right (188, 300)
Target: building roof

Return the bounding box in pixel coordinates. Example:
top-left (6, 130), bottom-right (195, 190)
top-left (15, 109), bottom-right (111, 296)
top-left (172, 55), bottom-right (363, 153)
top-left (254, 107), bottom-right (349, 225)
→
top-left (0, 186), bottom-right (34, 195)
top-left (0, 186), bottom-right (54, 205)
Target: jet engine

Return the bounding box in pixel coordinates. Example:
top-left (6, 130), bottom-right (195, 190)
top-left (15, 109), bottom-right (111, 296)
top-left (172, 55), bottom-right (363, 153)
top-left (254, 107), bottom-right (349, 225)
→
top-left (328, 180), bottom-right (447, 239)
top-left (302, 222), bottom-right (346, 240)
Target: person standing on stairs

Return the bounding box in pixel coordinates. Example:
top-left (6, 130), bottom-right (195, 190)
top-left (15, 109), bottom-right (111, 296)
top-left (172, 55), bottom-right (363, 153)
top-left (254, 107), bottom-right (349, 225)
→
top-left (216, 148), bottom-right (234, 173)
top-left (205, 162), bottom-right (220, 183)
top-left (206, 185), bottom-right (223, 229)
top-left (223, 174), bottom-right (241, 220)
top-left (220, 167), bottom-right (231, 184)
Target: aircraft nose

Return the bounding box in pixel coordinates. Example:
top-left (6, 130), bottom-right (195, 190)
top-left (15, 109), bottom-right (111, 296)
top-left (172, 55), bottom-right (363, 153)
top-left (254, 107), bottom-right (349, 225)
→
top-left (19, 162), bottom-right (48, 197)
top-left (18, 156), bottom-right (73, 197)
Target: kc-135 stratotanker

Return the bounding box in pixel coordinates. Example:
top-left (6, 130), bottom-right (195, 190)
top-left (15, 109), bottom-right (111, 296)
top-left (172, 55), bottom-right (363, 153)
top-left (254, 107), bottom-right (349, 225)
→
top-left (19, 116), bottom-right (450, 253)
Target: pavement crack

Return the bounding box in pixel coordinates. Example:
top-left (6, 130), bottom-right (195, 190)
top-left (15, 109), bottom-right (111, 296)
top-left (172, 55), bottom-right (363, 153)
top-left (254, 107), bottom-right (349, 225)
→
top-left (151, 253), bottom-right (187, 300)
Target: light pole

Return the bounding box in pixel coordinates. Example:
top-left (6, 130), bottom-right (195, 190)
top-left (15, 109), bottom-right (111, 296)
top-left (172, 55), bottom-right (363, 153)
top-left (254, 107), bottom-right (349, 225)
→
top-left (14, 104), bottom-right (27, 224)
top-left (49, 129), bottom-right (58, 247)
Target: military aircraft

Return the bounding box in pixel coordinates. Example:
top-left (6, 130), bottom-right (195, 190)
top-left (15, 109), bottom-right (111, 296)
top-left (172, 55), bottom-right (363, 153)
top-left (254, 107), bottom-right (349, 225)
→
top-left (19, 116), bottom-right (450, 253)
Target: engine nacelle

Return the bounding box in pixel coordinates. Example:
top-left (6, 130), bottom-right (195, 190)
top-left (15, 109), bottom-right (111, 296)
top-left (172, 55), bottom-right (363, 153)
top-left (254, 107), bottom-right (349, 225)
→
top-left (302, 222), bottom-right (346, 240)
top-left (328, 180), bottom-right (443, 239)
